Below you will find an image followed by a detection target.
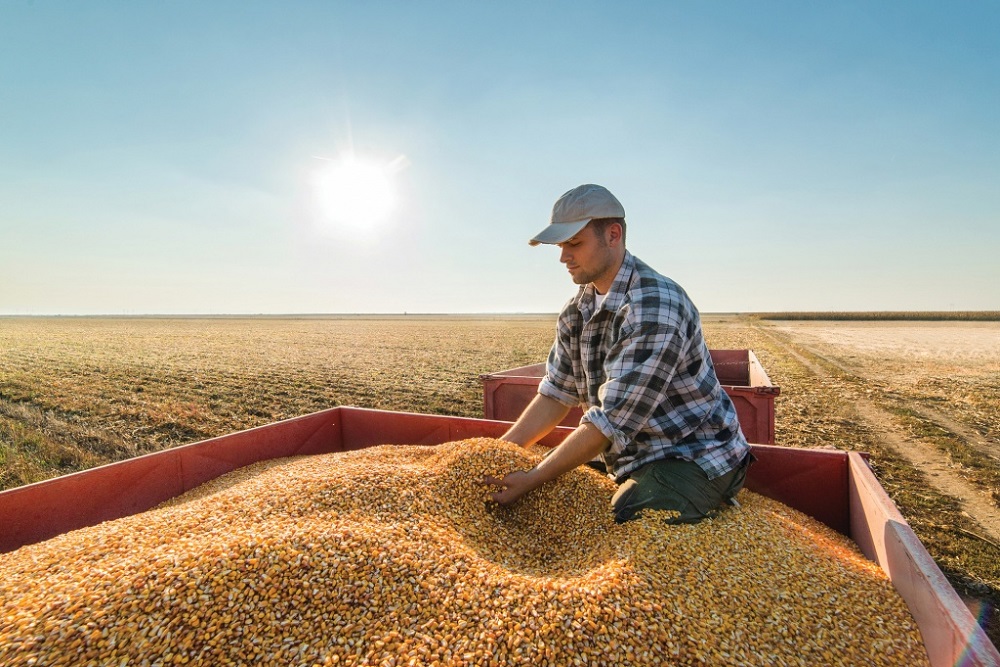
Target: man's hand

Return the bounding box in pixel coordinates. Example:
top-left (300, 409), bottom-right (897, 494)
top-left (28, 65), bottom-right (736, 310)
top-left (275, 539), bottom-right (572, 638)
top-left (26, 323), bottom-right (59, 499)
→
top-left (482, 469), bottom-right (542, 505)
top-left (485, 422), bottom-right (611, 507)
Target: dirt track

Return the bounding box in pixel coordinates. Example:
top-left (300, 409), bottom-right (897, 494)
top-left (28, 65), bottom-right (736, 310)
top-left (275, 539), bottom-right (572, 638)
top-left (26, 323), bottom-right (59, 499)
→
top-left (759, 325), bottom-right (1000, 544)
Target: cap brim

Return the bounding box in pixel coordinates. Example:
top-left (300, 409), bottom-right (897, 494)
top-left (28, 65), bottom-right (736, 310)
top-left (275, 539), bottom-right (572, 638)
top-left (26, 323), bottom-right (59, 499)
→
top-left (528, 219), bottom-right (591, 246)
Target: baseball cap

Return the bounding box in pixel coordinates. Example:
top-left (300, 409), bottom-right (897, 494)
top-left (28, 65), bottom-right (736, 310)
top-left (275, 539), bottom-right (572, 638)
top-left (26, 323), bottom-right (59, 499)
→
top-left (529, 184), bottom-right (626, 246)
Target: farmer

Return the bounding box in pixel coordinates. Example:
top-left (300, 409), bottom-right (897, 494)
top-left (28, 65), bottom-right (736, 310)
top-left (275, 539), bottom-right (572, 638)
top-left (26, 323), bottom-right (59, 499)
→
top-left (484, 184), bottom-right (753, 523)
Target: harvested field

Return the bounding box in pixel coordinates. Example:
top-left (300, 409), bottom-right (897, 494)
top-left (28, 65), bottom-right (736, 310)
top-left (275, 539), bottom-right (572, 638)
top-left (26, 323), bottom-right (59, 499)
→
top-left (1, 314), bottom-right (998, 651)
top-left (0, 316), bottom-right (556, 488)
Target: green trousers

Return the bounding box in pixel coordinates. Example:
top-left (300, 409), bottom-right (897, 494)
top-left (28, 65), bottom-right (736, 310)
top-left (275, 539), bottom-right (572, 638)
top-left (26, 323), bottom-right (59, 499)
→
top-left (610, 453), bottom-right (754, 524)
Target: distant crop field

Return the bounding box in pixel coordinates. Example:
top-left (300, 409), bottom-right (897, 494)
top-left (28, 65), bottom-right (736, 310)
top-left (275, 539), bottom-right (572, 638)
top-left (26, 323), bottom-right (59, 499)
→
top-left (0, 316), bottom-right (557, 486)
top-left (752, 311), bottom-right (1000, 321)
top-left (1, 314), bottom-right (998, 647)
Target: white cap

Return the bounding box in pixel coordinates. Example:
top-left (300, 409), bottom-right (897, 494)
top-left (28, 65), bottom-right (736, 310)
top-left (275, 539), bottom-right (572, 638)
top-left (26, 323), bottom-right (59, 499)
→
top-left (529, 184), bottom-right (626, 246)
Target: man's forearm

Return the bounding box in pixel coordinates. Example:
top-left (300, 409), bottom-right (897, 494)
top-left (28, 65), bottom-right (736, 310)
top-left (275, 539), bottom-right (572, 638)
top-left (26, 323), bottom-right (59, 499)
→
top-left (531, 422), bottom-right (610, 484)
top-left (500, 393), bottom-right (572, 447)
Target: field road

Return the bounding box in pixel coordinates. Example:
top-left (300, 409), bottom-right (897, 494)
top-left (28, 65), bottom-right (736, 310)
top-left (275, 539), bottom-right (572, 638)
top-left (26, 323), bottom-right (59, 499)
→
top-left (905, 401), bottom-right (1000, 465)
top-left (758, 325), bottom-right (1000, 546)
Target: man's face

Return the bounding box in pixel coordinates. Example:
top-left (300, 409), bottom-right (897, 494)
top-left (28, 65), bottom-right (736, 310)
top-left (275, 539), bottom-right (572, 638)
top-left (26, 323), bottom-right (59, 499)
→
top-left (557, 222), bottom-right (619, 290)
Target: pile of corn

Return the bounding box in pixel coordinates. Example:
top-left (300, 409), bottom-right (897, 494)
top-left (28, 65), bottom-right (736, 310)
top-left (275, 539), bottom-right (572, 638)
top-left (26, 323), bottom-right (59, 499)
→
top-left (0, 438), bottom-right (928, 666)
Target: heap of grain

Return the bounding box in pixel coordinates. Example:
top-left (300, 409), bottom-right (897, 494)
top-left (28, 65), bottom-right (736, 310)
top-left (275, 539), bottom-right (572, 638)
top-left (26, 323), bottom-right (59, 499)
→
top-left (0, 438), bottom-right (927, 666)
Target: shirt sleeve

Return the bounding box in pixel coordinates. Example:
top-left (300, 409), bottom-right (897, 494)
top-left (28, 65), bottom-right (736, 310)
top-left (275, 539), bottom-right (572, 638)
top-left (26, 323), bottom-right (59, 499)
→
top-left (537, 309), bottom-right (582, 409)
top-left (581, 318), bottom-right (689, 454)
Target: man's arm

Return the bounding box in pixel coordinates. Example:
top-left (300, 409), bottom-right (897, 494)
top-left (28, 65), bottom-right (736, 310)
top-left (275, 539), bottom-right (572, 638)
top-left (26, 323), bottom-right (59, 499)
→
top-left (486, 421), bottom-right (610, 505)
top-left (500, 393), bottom-right (572, 447)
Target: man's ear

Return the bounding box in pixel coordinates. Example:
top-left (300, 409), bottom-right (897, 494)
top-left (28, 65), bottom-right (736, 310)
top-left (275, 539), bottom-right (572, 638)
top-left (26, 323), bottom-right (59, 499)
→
top-left (607, 222), bottom-right (623, 247)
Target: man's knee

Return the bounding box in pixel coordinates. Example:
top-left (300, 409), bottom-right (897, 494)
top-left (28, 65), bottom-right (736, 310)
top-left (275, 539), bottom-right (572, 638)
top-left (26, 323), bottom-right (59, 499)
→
top-left (610, 457), bottom-right (749, 525)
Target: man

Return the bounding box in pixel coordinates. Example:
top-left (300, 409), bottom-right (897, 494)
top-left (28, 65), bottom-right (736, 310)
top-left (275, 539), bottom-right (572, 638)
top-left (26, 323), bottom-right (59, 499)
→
top-left (484, 184), bottom-right (753, 524)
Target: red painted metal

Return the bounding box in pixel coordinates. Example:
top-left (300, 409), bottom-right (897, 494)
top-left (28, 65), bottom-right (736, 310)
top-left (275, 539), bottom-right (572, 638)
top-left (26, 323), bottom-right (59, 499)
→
top-left (0, 409), bottom-right (342, 552)
top-left (0, 408), bottom-right (572, 555)
top-left (847, 452), bottom-right (997, 667)
top-left (0, 407), bottom-right (995, 666)
top-left (479, 349), bottom-right (781, 444)
top-left (743, 443), bottom-right (854, 536)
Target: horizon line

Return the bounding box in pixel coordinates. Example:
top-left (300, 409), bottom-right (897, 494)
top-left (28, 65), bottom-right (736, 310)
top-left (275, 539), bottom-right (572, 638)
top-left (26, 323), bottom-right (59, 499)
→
top-left (2, 310), bottom-right (998, 319)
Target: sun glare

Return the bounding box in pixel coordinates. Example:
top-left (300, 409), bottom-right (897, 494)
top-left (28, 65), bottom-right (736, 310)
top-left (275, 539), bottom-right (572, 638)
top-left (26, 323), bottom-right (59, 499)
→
top-left (312, 154), bottom-right (402, 231)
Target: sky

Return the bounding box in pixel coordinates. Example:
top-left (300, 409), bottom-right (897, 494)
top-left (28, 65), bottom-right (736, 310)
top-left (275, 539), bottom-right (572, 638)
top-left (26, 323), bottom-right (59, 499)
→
top-left (1, 1), bottom-right (997, 315)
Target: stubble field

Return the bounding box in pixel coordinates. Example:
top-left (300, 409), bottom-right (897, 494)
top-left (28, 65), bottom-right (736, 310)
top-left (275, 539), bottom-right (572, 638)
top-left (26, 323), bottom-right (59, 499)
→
top-left (1, 314), bottom-right (998, 649)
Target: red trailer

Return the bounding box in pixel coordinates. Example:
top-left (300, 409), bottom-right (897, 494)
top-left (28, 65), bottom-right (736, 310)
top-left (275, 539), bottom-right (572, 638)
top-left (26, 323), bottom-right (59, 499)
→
top-left (481, 349), bottom-right (781, 444)
top-left (0, 406), bottom-right (996, 666)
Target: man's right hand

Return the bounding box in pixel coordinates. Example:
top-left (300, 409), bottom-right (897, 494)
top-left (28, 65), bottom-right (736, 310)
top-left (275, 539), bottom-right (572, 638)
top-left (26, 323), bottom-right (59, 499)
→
top-left (482, 469), bottom-right (542, 505)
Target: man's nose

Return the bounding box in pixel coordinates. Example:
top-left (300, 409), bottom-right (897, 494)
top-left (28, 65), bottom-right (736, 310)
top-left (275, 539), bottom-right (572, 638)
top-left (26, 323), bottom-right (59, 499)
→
top-left (559, 246), bottom-right (571, 264)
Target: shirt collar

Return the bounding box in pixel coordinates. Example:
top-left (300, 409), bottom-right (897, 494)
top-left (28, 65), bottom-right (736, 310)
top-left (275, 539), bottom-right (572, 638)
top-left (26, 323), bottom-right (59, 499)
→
top-left (577, 251), bottom-right (636, 320)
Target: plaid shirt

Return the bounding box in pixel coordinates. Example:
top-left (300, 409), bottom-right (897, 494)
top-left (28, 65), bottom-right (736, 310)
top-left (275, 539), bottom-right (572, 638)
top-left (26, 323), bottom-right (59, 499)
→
top-left (538, 252), bottom-right (749, 482)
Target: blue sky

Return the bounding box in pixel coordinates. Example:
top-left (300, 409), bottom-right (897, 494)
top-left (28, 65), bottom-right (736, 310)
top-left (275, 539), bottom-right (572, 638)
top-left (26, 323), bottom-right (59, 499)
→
top-left (1, 1), bottom-right (997, 314)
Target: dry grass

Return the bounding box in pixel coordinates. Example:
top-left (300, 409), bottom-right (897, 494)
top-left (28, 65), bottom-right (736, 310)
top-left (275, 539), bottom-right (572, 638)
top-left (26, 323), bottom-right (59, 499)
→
top-left (1, 313), bottom-right (998, 650)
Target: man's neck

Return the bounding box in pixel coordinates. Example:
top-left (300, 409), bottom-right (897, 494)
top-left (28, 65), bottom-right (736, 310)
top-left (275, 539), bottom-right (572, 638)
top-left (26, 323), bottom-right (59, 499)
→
top-left (592, 253), bottom-right (626, 294)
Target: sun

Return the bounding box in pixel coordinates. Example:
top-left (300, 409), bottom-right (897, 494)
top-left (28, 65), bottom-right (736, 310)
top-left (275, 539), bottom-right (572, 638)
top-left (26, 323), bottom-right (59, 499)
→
top-left (312, 154), bottom-right (401, 230)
